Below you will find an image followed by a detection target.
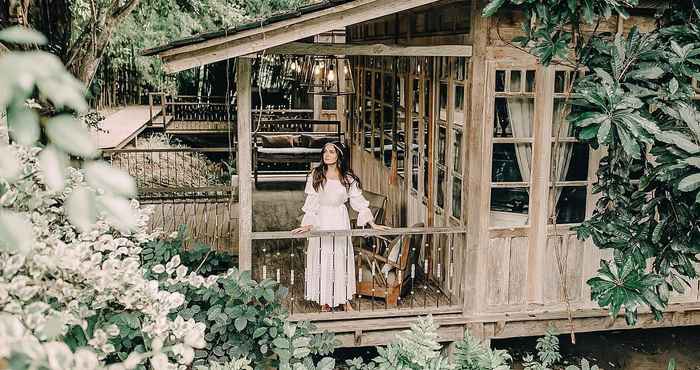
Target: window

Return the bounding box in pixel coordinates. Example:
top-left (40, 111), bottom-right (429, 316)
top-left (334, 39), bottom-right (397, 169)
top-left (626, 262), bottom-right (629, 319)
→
top-left (322, 96), bottom-right (337, 110)
top-left (490, 69), bottom-right (536, 228)
top-left (397, 75), bottom-right (407, 178)
top-left (452, 129), bottom-right (463, 219)
top-left (549, 70), bottom-right (589, 224)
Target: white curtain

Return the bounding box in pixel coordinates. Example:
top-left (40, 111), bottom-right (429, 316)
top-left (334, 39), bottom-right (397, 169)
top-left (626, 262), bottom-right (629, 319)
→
top-left (506, 97), bottom-right (534, 182)
top-left (550, 101), bottom-right (574, 220)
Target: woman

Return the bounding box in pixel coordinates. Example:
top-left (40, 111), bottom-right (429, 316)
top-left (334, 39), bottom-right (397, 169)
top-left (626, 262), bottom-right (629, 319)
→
top-left (292, 141), bottom-right (389, 312)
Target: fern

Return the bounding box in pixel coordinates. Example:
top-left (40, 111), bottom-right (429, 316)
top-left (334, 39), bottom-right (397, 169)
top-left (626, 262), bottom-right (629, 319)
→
top-left (453, 330), bottom-right (512, 370)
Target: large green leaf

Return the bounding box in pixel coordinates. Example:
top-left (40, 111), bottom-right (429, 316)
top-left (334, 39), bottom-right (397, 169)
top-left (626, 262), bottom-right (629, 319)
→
top-left (482, 0), bottom-right (507, 17)
top-left (678, 173), bottom-right (700, 192)
top-left (7, 107), bottom-right (39, 146)
top-left (0, 210), bottom-right (34, 253)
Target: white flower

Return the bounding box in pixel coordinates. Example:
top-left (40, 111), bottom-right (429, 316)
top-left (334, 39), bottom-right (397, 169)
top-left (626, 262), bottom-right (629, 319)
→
top-left (184, 328), bottom-right (207, 349)
top-left (73, 348), bottom-right (100, 370)
top-left (150, 353), bottom-right (170, 370)
top-left (175, 265), bottom-right (188, 279)
top-left (44, 342), bottom-right (73, 370)
top-left (152, 264), bottom-right (166, 274)
top-left (123, 352), bottom-right (143, 369)
top-left (151, 337), bottom-right (164, 352)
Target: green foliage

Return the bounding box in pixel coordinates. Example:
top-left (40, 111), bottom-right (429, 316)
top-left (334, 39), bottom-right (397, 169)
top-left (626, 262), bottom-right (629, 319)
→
top-left (453, 330), bottom-right (511, 370)
top-left (523, 328), bottom-right (562, 370)
top-left (144, 240), bottom-right (337, 369)
top-left (140, 225), bottom-right (235, 278)
top-left (483, 0), bottom-right (700, 324)
top-left (0, 26), bottom-right (138, 249)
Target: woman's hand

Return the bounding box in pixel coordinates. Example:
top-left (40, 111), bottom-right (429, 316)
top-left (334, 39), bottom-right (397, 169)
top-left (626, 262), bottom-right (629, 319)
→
top-left (369, 222), bottom-right (391, 231)
top-left (292, 225), bottom-right (313, 234)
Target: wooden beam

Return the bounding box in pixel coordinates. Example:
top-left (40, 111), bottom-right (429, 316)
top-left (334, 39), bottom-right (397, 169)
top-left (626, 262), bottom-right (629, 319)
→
top-left (260, 42), bottom-right (473, 57)
top-left (237, 58), bottom-right (253, 272)
top-left (160, 0), bottom-right (441, 73)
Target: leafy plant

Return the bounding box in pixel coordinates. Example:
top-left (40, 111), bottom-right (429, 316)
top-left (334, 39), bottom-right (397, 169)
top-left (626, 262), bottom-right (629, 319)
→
top-left (453, 330), bottom-right (511, 370)
top-left (483, 0), bottom-right (700, 324)
top-left (523, 328), bottom-right (563, 370)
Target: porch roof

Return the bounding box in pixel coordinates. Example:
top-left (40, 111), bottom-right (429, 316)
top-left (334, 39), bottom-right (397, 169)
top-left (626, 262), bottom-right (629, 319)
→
top-left (141, 0), bottom-right (444, 74)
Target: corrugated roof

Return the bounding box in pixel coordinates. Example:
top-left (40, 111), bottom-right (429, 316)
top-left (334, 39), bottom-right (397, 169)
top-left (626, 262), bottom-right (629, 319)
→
top-left (141, 0), bottom-right (354, 56)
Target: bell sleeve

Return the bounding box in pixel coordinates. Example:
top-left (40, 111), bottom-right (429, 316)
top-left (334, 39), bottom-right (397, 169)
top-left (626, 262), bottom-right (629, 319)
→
top-left (348, 180), bottom-right (374, 227)
top-left (300, 175), bottom-right (320, 228)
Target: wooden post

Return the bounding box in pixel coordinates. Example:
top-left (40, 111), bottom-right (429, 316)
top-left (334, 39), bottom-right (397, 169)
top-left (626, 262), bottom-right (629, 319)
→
top-left (462, 0), bottom-right (490, 315)
top-left (526, 66), bottom-right (555, 304)
top-left (237, 57), bottom-right (253, 272)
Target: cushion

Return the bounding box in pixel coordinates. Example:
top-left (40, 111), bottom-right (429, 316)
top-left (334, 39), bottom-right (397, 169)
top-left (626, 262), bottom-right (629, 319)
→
top-left (261, 135), bottom-right (297, 148)
top-left (300, 134), bottom-right (337, 148)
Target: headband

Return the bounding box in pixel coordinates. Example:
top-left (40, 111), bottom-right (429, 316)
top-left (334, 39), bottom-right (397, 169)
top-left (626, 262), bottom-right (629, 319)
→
top-left (323, 142), bottom-right (344, 156)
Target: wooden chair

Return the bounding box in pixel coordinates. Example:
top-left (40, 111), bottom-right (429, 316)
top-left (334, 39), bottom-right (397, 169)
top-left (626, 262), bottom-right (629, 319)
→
top-left (355, 223), bottom-right (425, 305)
top-left (347, 189), bottom-right (388, 226)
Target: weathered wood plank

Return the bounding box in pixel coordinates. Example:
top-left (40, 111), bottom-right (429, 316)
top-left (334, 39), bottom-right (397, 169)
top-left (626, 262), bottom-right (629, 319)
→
top-left (260, 42), bottom-right (472, 57)
top-left (160, 0), bottom-right (443, 73)
top-left (237, 58), bottom-right (253, 271)
top-left (508, 236), bottom-right (528, 305)
top-left (487, 237), bottom-right (510, 306)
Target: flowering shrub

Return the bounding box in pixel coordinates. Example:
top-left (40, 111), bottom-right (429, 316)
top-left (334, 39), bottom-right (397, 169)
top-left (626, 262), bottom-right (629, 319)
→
top-left (0, 145), bottom-right (206, 369)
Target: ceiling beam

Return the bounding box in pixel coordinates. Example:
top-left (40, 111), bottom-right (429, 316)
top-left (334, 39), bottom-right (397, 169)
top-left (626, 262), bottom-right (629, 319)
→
top-left (160, 0), bottom-right (441, 73)
top-left (252, 42), bottom-right (473, 57)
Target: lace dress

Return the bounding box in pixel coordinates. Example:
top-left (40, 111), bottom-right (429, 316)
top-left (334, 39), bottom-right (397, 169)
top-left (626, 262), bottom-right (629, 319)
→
top-left (301, 175), bottom-right (374, 307)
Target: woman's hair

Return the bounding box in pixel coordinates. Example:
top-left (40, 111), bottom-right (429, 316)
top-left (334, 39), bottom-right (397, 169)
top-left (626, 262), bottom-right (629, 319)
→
top-left (311, 141), bottom-right (361, 192)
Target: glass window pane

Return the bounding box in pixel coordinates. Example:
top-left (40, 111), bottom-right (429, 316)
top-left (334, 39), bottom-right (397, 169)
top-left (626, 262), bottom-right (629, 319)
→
top-left (424, 155), bottom-right (430, 198)
top-left (322, 96), bottom-right (337, 110)
top-left (552, 143), bottom-right (589, 182)
top-left (398, 77), bottom-right (406, 109)
top-left (525, 70), bottom-right (536, 92)
top-left (438, 125), bottom-right (447, 164)
top-left (412, 79), bottom-right (420, 114)
top-left (423, 80), bottom-right (431, 118)
top-left (554, 70), bottom-right (567, 94)
top-left (373, 104), bottom-right (382, 158)
top-left (494, 97), bottom-right (535, 138)
top-left (439, 82), bottom-right (448, 121)
top-left (453, 129), bottom-right (463, 175)
top-left (510, 70), bottom-right (522, 92)
top-left (374, 72), bottom-right (382, 100)
top-left (553, 99), bottom-right (573, 137)
top-left (437, 168), bottom-right (446, 208)
top-left (383, 73), bottom-right (393, 103)
top-left (454, 84), bottom-right (465, 125)
top-left (365, 71), bottom-right (372, 97)
top-left (452, 177), bottom-right (462, 219)
top-left (495, 70), bottom-right (506, 92)
top-left (492, 143), bottom-right (531, 183)
top-left (383, 106), bottom-right (394, 168)
top-left (411, 118), bottom-right (420, 191)
top-left (397, 113), bottom-right (406, 177)
top-left (551, 186), bottom-right (586, 224)
top-left (490, 187), bottom-right (529, 227)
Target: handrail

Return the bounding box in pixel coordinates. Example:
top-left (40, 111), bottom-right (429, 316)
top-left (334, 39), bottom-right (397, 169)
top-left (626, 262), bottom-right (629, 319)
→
top-left (251, 226), bottom-right (468, 240)
top-left (103, 147), bottom-right (235, 154)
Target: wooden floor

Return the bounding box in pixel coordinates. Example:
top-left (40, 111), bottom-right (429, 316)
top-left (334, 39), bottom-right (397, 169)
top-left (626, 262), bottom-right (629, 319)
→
top-left (252, 245), bottom-right (457, 315)
top-left (96, 105), bottom-right (163, 149)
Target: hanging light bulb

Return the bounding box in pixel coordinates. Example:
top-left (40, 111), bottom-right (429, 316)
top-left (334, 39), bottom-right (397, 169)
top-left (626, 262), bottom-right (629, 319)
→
top-left (307, 56), bottom-right (355, 96)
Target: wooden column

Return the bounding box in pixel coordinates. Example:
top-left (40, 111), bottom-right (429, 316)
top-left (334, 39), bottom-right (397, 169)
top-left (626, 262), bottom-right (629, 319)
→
top-left (237, 57), bottom-right (253, 272)
top-left (526, 66), bottom-right (554, 304)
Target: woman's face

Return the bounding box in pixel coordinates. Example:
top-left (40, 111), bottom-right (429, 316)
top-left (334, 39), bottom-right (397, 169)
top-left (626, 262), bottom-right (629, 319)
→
top-left (323, 144), bottom-right (339, 165)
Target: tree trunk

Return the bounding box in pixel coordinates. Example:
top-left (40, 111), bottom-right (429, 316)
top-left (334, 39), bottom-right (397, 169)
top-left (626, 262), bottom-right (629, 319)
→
top-left (64, 0), bottom-right (141, 86)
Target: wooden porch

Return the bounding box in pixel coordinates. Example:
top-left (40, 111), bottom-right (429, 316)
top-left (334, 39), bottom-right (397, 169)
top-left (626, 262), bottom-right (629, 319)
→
top-left (139, 0), bottom-right (700, 348)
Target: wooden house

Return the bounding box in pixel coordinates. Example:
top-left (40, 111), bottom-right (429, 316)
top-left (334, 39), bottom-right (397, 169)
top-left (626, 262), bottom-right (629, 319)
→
top-left (142, 0), bottom-right (700, 348)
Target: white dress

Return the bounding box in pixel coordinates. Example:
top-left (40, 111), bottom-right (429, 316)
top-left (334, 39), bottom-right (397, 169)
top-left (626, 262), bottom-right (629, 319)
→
top-left (301, 175), bottom-right (374, 307)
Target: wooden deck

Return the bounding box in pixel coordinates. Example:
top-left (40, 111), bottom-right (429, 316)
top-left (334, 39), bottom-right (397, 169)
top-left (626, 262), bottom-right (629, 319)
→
top-left (95, 105), bottom-right (164, 149)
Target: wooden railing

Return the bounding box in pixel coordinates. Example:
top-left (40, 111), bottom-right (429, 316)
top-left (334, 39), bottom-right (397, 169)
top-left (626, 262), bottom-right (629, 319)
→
top-left (146, 92), bottom-right (315, 126)
top-left (251, 227), bottom-right (466, 320)
top-left (104, 147), bottom-right (238, 252)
